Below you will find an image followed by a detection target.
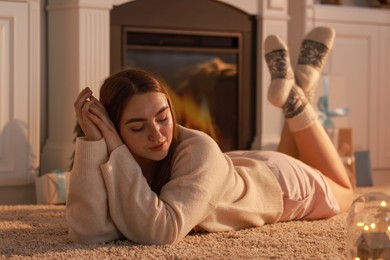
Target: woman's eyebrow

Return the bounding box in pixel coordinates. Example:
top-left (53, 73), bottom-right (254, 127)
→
top-left (125, 106), bottom-right (169, 124)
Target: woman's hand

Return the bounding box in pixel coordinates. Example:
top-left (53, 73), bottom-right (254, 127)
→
top-left (86, 95), bottom-right (124, 154)
top-left (74, 87), bottom-right (102, 141)
top-left (74, 87), bottom-right (123, 154)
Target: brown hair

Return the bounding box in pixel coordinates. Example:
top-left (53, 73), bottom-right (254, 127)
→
top-left (99, 68), bottom-right (180, 195)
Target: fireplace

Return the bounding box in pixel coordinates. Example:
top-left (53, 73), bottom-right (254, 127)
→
top-left (110, 0), bottom-right (257, 151)
top-left (42, 0), bottom-right (289, 174)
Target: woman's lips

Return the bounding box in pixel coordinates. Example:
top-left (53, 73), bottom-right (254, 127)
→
top-left (150, 141), bottom-right (166, 151)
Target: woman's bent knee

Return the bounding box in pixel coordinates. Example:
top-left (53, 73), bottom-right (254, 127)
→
top-left (325, 177), bottom-right (354, 213)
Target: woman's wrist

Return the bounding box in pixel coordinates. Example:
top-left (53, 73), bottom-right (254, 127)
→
top-left (85, 135), bottom-right (103, 142)
top-left (107, 139), bottom-right (124, 154)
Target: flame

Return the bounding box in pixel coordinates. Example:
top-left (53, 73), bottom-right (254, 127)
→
top-left (168, 88), bottom-right (219, 142)
top-left (166, 57), bottom-right (237, 148)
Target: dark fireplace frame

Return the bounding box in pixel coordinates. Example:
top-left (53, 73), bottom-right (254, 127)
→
top-left (110, 0), bottom-right (257, 151)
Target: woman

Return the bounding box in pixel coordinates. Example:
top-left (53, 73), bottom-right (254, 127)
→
top-left (67, 26), bottom-right (353, 245)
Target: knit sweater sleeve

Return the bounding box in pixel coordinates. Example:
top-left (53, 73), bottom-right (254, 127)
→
top-left (66, 138), bottom-right (123, 244)
top-left (100, 129), bottom-right (231, 245)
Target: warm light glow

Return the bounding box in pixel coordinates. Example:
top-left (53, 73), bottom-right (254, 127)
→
top-left (370, 223), bottom-right (376, 230)
top-left (169, 90), bottom-right (219, 142)
top-left (388, 225), bottom-right (390, 231)
top-left (364, 225), bottom-right (369, 231)
top-left (356, 222), bottom-right (365, 227)
top-left (380, 200), bottom-right (387, 207)
top-left (354, 257), bottom-right (360, 260)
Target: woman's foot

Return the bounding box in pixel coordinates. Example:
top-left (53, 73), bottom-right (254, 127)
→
top-left (295, 26), bottom-right (336, 103)
top-left (264, 34), bottom-right (317, 132)
top-left (264, 35), bottom-right (295, 107)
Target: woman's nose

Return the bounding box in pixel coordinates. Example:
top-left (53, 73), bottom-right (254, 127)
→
top-left (149, 123), bottom-right (162, 141)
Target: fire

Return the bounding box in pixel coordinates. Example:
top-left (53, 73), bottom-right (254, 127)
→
top-left (164, 58), bottom-right (237, 147)
top-left (168, 89), bottom-right (219, 143)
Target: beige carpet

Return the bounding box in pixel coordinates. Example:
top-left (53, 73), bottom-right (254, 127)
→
top-left (1, 186), bottom-right (389, 259)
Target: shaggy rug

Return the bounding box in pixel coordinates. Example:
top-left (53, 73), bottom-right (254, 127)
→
top-left (1, 186), bottom-right (389, 259)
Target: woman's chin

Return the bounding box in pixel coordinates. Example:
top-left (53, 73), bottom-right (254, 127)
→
top-left (143, 148), bottom-right (169, 161)
top-left (152, 151), bottom-right (169, 161)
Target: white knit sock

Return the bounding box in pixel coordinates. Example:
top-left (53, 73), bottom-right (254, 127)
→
top-left (295, 26), bottom-right (336, 102)
top-left (264, 35), bottom-right (295, 107)
top-left (265, 34), bottom-right (318, 132)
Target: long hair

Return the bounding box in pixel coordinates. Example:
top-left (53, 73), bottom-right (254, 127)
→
top-left (99, 68), bottom-right (180, 195)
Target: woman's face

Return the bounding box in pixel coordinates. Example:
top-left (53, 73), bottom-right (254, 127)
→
top-left (119, 92), bottom-right (174, 162)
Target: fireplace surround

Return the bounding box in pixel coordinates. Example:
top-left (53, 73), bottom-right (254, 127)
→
top-left (42, 0), bottom-right (289, 173)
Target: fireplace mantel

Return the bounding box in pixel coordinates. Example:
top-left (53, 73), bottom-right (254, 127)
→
top-left (112, 0), bottom-right (261, 14)
top-left (41, 0), bottom-right (289, 173)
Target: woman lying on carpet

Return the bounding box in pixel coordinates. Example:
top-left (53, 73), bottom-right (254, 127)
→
top-left (67, 26), bottom-right (353, 245)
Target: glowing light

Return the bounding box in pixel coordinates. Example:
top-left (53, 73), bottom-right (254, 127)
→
top-left (356, 222), bottom-right (365, 227)
top-left (170, 91), bottom-right (219, 142)
top-left (363, 225), bottom-right (369, 231)
top-left (380, 200), bottom-right (387, 207)
top-left (370, 223), bottom-right (376, 230)
top-left (388, 225), bottom-right (390, 231)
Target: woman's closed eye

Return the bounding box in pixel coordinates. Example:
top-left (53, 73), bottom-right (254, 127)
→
top-left (130, 118), bottom-right (167, 132)
top-left (156, 109), bottom-right (170, 123)
top-left (130, 123), bottom-right (144, 132)
top-left (157, 116), bottom-right (168, 123)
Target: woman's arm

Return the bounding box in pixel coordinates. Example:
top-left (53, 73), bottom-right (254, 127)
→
top-left (66, 138), bottom-right (123, 244)
top-left (100, 131), bottom-right (232, 245)
top-left (67, 88), bottom-right (122, 244)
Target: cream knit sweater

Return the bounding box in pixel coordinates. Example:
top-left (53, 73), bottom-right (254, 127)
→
top-left (66, 125), bottom-right (283, 245)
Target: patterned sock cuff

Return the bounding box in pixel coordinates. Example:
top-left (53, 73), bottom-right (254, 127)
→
top-left (287, 103), bottom-right (317, 132)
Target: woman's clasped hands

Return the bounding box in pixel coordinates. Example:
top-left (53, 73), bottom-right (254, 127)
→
top-left (74, 87), bottom-right (123, 154)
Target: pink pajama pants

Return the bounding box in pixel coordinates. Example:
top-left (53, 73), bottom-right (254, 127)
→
top-left (260, 151), bottom-right (340, 221)
top-left (228, 150), bottom-right (340, 221)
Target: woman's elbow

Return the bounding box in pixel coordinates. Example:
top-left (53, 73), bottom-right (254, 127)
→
top-left (69, 228), bottom-right (123, 244)
top-left (127, 229), bottom-right (185, 246)
top-left (67, 223), bottom-right (123, 244)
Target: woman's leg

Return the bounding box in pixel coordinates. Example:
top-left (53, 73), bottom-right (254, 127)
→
top-left (277, 27), bottom-right (336, 160)
top-left (293, 119), bottom-right (353, 211)
top-left (277, 114), bottom-right (352, 212)
top-left (264, 28), bottom-right (353, 212)
top-left (277, 122), bottom-right (299, 159)
top-left (263, 33), bottom-right (300, 159)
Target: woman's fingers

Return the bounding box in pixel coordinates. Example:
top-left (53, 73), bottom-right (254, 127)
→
top-left (87, 102), bottom-right (115, 134)
top-left (74, 87), bottom-right (93, 116)
top-left (73, 87), bottom-right (122, 148)
top-left (74, 87), bottom-right (91, 107)
top-left (87, 99), bottom-right (111, 124)
top-left (73, 87), bottom-right (104, 141)
top-left (85, 98), bottom-right (123, 153)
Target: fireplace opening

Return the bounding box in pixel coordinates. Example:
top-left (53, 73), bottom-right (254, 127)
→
top-left (124, 29), bottom-right (240, 151)
top-left (110, 0), bottom-right (257, 151)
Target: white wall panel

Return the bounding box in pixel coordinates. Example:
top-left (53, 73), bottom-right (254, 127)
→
top-left (0, 1), bottom-right (39, 186)
top-left (0, 15), bottom-right (13, 173)
top-left (377, 26), bottom-right (390, 169)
